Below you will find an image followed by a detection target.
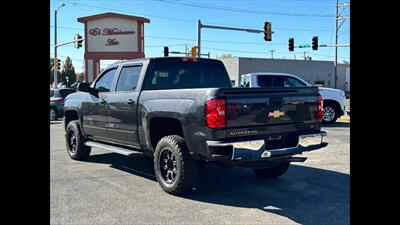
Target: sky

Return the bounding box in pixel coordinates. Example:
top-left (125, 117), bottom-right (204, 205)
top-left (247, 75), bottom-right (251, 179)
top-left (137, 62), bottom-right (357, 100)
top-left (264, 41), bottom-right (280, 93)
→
top-left (50, 0), bottom-right (350, 73)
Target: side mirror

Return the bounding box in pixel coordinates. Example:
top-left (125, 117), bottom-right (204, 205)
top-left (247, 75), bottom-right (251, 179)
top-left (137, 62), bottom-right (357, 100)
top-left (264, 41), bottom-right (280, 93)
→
top-left (77, 82), bottom-right (96, 95)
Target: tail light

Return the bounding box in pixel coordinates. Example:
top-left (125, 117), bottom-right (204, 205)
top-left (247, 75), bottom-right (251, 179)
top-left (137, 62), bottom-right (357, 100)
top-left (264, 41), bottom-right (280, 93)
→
top-left (55, 97), bottom-right (64, 103)
top-left (317, 95), bottom-right (323, 122)
top-left (205, 99), bottom-right (225, 129)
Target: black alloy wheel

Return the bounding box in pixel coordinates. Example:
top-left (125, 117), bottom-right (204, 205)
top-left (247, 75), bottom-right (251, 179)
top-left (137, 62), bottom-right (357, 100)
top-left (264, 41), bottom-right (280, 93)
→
top-left (159, 147), bottom-right (178, 184)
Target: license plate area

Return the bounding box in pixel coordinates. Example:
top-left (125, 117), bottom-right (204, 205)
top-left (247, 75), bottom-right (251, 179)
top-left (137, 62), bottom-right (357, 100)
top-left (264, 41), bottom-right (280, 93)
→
top-left (265, 134), bottom-right (298, 150)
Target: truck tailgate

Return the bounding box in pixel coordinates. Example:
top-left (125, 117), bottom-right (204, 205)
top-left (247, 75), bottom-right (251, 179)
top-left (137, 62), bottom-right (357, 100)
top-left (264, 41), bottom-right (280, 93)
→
top-left (218, 87), bottom-right (319, 128)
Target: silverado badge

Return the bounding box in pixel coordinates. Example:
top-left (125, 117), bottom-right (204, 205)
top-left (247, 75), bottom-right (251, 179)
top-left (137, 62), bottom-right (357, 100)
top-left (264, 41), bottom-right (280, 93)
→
top-left (268, 110), bottom-right (285, 118)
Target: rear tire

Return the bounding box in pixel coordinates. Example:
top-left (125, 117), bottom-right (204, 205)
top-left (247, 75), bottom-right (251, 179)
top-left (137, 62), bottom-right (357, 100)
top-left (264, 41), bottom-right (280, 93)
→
top-left (66, 120), bottom-right (91, 160)
top-left (154, 135), bottom-right (199, 195)
top-left (322, 102), bottom-right (340, 125)
top-left (252, 161), bottom-right (290, 179)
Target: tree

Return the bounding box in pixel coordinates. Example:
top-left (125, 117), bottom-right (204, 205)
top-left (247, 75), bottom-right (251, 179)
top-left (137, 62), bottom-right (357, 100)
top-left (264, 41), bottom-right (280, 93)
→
top-left (49, 57), bottom-right (61, 85)
top-left (61, 57), bottom-right (77, 87)
top-left (76, 72), bottom-right (84, 82)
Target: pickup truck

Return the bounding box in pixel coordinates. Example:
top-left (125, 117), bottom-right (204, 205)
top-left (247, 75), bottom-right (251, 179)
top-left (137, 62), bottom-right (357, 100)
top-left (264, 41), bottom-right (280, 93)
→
top-left (240, 72), bottom-right (346, 124)
top-left (64, 57), bottom-right (328, 195)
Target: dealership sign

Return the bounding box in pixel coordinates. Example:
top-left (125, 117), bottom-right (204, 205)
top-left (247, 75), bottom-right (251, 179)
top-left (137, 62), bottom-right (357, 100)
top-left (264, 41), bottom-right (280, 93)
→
top-left (86, 17), bottom-right (139, 52)
top-left (78, 12), bottom-right (150, 82)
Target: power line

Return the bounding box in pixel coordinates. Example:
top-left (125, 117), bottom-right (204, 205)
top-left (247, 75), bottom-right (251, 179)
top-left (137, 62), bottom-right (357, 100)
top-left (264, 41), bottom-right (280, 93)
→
top-left (49, 25), bottom-right (82, 31)
top-left (58, 1), bottom-right (338, 32)
top-left (63, 1), bottom-right (196, 23)
top-left (155, 0), bottom-right (336, 17)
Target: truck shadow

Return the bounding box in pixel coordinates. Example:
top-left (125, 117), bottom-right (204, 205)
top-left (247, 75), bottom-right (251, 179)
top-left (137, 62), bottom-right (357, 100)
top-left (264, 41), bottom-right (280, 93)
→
top-left (87, 153), bottom-right (349, 225)
top-left (322, 122), bottom-right (350, 128)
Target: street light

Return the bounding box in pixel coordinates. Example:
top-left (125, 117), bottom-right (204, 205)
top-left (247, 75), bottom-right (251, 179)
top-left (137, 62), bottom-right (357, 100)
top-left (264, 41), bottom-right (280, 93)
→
top-left (53, 3), bottom-right (65, 89)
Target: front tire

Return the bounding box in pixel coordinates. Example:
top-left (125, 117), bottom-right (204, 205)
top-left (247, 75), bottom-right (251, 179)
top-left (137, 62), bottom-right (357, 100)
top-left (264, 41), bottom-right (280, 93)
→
top-left (154, 135), bottom-right (200, 195)
top-left (66, 120), bottom-right (91, 160)
top-left (252, 161), bottom-right (290, 179)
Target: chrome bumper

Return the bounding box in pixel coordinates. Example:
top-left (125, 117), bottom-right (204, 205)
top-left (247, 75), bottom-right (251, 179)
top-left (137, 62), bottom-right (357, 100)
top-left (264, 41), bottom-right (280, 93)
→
top-left (206, 132), bottom-right (327, 161)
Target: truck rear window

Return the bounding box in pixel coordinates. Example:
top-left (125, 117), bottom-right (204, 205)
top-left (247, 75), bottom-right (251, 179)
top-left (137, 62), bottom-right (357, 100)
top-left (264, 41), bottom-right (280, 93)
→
top-left (144, 59), bottom-right (232, 90)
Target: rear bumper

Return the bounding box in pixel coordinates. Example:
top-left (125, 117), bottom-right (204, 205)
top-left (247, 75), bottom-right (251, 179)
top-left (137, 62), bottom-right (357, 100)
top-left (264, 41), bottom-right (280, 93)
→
top-left (206, 132), bottom-right (328, 162)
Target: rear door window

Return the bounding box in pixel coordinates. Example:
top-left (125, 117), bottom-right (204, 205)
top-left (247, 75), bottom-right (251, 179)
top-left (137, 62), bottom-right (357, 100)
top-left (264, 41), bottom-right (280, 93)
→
top-left (115, 65), bottom-right (142, 92)
top-left (283, 77), bottom-right (307, 87)
top-left (257, 76), bottom-right (284, 88)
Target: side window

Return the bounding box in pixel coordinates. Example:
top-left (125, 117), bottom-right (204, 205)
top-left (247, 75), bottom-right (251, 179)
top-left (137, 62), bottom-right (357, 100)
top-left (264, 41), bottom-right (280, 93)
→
top-left (94, 68), bottom-right (117, 92)
top-left (241, 76), bottom-right (249, 87)
top-left (257, 76), bottom-right (284, 87)
top-left (284, 77), bottom-right (307, 87)
top-left (240, 76), bottom-right (245, 86)
top-left (116, 66), bottom-right (142, 92)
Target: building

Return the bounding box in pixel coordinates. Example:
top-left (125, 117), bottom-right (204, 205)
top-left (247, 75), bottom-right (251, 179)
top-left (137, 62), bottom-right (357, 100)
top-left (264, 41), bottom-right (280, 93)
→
top-left (220, 57), bottom-right (350, 92)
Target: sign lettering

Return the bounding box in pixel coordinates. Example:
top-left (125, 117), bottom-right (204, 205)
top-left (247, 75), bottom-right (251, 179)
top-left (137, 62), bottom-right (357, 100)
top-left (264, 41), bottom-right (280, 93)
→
top-left (89, 27), bottom-right (135, 36)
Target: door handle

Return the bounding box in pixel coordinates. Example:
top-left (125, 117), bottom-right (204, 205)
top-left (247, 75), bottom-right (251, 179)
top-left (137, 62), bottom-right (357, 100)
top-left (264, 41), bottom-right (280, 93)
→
top-left (99, 98), bottom-right (107, 104)
top-left (127, 99), bottom-right (135, 105)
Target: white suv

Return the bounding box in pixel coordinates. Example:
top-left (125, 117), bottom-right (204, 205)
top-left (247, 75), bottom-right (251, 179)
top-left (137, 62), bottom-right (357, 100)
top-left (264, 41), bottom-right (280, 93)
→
top-left (240, 72), bottom-right (346, 124)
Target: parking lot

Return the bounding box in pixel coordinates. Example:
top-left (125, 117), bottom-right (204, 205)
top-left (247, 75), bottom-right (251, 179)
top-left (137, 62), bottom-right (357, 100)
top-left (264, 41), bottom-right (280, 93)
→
top-left (50, 121), bottom-right (349, 225)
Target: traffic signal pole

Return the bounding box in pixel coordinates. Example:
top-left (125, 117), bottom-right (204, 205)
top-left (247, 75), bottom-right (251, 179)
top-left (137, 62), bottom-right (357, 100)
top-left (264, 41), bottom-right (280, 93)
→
top-left (55, 38), bottom-right (85, 48)
top-left (53, 38), bottom-right (84, 86)
top-left (53, 3), bottom-right (65, 89)
top-left (54, 9), bottom-right (58, 89)
top-left (197, 20), bottom-right (273, 58)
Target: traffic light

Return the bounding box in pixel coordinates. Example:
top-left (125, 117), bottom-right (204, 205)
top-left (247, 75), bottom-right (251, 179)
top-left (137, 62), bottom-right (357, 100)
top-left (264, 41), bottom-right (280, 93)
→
top-left (74, 34), bottom-right (83, 49)
top-left (164, 46), bottom-right (169, 57)
top-left (264, 22), bottom-right (272, 41)
top-left (191, 46), bottom-right (197, 58)
top-left (288, 38), bottom-right (294, 51)
top-left (312, 36), bottom-right (318, 50)
top-left (55, 58), bottom-right (61, 71)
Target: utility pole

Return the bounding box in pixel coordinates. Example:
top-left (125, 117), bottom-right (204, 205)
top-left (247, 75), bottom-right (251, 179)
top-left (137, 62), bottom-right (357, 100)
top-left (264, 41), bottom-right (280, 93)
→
top-left (197, 20), bottom-right (201, 58)
top-left (185, 44), bottom-right (189, 57)
top-left (335, 1), bottom-right (350, 88)
top-left (53, 3), bottom-right (65, 89)
top-left (269, 50), bottom-right (275, 59)
top-left (334, 0), bottom-right (338, 89)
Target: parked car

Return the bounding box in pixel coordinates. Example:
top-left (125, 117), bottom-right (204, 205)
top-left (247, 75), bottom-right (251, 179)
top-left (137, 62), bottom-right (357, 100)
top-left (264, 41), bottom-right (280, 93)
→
top-left (50, 88), bottom-right (76, 120)
top-left (64, 57), bottom-right (327, 195)
top-left (240, 72), bottom-right (346, 124)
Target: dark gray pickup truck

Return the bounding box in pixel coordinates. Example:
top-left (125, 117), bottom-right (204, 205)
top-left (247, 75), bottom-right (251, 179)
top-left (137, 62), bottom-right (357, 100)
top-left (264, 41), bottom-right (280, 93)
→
top-left (64, 57), bottom-right (327, 195)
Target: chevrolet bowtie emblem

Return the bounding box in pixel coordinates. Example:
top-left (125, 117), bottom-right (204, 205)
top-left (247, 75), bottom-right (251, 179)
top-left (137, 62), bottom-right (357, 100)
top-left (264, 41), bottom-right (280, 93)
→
top-left (268, 110), bottom-right (285, 118)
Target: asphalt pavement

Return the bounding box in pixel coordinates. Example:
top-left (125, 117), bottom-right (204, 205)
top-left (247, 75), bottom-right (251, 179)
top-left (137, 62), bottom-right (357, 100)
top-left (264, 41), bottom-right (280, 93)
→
top-left (50, 120), bottom-right (349, 225)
